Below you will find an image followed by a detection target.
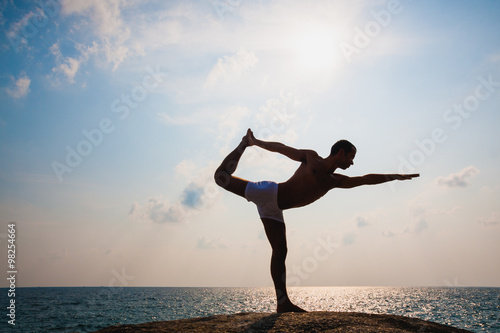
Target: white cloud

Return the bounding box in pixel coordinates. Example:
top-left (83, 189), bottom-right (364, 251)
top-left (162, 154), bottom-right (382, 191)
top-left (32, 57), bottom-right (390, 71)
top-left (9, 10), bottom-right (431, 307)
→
top-left (62, 0), bottom-right (124, 36)
top-left (214, 90), bottom-right (309, 180)
top-left (342, 232), bottom-right (357, 245)
top-left (356, 216), bottom-right (370, 227)
top-left (436, 166), bottom-right (479, 188)
top-left (253, 90), bottom-right (302, 142)
top-left (157, 109), bottom-right (218, 126)
top-left (48, 42), bottom-right (98, 85)
top-left (5, 9), bottom-right (40, 52)
top-left (6, 73), bottom-right (31, 98)
top-left (157, 113), bottom-right (198, 126)
top-left (129, 197), bottom-right (186, 224)
top-left (60, 0), bottom-right (132, 71)
top-left (53, 57), bottom-right (80, 83)
top-left (215, 106), bottom-right (251, 153)
top-left (382, 230), bottom-right (395, 238)
top-left (205, 49), bottom-right (259, 88)
top-left (404, 219), bottom-right (428, 235)
top-left (175, 160), bottom-right (198, 179)
top-left (477, 212), bottom-right (500, 227)
top-left (401, 199), bottom-right (430, 235)
top-left (197, 236), bottom-right (227, 250)
top-left (488, 51), bottom-right (500, 63)
top-left (130, 163), bottom-right (221, 224)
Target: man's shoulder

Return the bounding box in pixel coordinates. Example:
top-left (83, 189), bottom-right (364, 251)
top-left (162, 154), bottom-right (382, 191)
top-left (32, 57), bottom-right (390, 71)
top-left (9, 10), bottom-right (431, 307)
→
top-left (301, 149), bottom-right (319, 158)
top-left (328, 173), bottom-right (349, 188)
top-left (330, 173), bottom-right (348, 180)
top-left (296, 149), bottom-right (319, 164)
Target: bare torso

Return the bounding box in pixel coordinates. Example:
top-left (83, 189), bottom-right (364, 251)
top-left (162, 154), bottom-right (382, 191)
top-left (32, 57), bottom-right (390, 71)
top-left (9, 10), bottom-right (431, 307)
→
top-left (277, 150), bottom-right (339, 210)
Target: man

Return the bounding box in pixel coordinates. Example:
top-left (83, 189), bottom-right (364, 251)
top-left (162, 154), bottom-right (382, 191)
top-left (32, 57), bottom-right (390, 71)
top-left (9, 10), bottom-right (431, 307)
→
top-left (214, 129), bottom-right (419, 313)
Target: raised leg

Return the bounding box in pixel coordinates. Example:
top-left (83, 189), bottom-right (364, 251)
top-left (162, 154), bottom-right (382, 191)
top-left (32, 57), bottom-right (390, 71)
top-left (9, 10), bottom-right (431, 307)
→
top-left (261, 218), bottom-right (306, 313)
top-left (214, 134), bottom-right (251, 197)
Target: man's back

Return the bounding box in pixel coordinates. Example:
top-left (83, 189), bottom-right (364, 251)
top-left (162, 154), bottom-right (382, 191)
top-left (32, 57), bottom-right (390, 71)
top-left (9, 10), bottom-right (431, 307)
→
top-left (277, 150), bottom-right (346, 210)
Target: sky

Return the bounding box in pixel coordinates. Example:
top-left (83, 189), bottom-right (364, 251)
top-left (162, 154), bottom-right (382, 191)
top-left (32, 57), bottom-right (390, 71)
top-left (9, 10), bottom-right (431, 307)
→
top-left (0, 0), bottom-right (499, 288)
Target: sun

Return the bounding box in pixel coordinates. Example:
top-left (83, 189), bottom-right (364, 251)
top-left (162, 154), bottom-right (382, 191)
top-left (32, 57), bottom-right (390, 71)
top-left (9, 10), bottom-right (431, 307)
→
top-left (292, 25), bottom-right (338, 73)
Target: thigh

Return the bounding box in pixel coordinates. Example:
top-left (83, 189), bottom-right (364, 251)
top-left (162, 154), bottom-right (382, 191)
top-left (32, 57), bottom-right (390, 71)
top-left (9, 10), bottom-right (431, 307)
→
top-left (225, 175), bottom-right (249, 198)
top-left (261, 218), bottom-right (287, 251)
top-left (216, 170), bottom-right (249, 198)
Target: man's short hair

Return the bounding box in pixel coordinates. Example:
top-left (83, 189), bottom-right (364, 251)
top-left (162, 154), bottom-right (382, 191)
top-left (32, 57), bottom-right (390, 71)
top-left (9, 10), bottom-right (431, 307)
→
top-left (330, 140), bottom-right (356, 156)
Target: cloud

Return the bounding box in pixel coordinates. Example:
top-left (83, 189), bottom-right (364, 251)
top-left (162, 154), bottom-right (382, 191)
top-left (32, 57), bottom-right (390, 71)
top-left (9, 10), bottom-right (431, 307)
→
top-left (175, 160), bottom-right (197, 179)
top-left (158, 109), bottom-right (221, 126)
top-left (129, 162), bottom-right (221, 224)
top-left (229, 89), bottom-right (309, 178)
top-left (158, 113), bottom-right (199, 126)
top-left (476, 212), bottom-right (500, 227)
top-left (4, 9), bottom-right (40, 52)
top-left (205, 48), bottom-right (258, 88)
top-left (48, 42), bottom-right (98, 85)
top-left (128, 186), bottom-right (212, 224)
top-left (215, 106), bottom-right (251, 153)
top-left (129, 197), bottom-right (186, 224)
top-left (403, 202), bottom-right (429, 235)
top-left (49, 43), bottom-right (80, 83)
top-left (356, 216), bottom-right (370, 227)
top-left (61, 0), bottom-right (125, 37)
top-left (253, 89), bottom-right (304, 143)
top-left (488, 51), bottom-right (500, 63)
top-left (60, 0), bottom-right (133, 71)
top-left (342, 232), bottom-right (356, 245)
top-left (382, 230), bottom-right (395, 238)
top-left (397, 196), bottom-right (461, 237)
top-left (5, 73), bottom-right (31, 98)
top-left (404, 219), bottom-right (428, 235)
top-left (197, 236), bottom-right (227, 250)
top-left (436, 166), bottom-right (479, 188)
top-left (181, 183), bottom-right (206, 209)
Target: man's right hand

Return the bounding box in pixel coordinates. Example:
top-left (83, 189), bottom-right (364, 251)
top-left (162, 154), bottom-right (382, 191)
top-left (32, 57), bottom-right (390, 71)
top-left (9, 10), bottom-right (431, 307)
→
top-left (395, 174), bottom-right (420, 180)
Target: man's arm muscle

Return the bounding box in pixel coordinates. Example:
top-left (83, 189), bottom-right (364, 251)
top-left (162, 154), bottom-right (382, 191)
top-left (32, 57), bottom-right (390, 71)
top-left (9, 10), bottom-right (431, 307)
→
top-left (333, 173), bottom-right (419, 189)
top-left (253, 138), bottom-right (312, 162)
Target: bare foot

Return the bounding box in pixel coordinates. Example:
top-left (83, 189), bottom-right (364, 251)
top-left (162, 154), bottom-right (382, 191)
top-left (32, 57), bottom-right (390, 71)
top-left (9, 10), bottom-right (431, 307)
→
top-left (242, 128), bottom-right (255, 147)
top-left (277, 301), bottom-right (307, 313)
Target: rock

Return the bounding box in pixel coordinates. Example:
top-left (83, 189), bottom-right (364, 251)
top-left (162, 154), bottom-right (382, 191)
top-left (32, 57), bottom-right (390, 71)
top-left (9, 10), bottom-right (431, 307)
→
top-left (93, 311), bottom-right (472, 332)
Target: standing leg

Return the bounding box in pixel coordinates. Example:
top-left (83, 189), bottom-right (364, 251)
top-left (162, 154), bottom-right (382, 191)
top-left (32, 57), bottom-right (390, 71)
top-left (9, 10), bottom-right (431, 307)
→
top-left (261, 218), bottom-right (306, 313)
top-left (214, 131), bottom-right (252, 197)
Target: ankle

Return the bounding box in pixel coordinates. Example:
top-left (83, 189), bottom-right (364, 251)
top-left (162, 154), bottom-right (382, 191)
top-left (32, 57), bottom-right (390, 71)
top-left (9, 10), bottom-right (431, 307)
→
top-left (237, 140), bottom-right (248, 152)
top-left (277, 301), bottom-right (307, 313)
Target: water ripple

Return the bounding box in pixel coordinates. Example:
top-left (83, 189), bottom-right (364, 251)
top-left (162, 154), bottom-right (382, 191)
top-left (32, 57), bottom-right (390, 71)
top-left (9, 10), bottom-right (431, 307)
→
top-left (4, 286), bottom-right (499, 332)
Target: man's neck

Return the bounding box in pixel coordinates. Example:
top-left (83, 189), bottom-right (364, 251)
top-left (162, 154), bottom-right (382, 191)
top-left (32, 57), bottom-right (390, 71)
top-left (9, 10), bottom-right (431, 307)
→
top-left (324, 155), bottom-right (340, 173)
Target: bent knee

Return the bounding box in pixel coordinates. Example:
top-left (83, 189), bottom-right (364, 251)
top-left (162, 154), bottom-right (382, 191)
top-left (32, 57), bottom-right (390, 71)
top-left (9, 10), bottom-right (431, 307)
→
top-left (214, 171), bottom-right (248, 197)
top-left (214, 170), bottom-right (230, 188)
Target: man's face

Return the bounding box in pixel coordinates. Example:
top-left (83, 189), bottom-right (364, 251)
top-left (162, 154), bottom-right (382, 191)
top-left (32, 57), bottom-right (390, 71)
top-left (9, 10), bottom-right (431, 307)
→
top-left (341, 149), bottom-right (356, 169)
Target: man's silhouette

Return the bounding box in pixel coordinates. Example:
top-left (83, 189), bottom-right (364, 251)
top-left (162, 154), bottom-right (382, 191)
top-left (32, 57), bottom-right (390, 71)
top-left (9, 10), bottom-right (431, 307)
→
top-left (214, 129), bottom-right (419, 312)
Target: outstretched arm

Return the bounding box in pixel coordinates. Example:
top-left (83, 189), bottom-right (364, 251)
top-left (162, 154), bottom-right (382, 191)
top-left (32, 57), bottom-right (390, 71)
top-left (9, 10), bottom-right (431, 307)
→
top-left (245, 129), bottom-right (309, 162)
top-left (334, 173), bottom-right (420, 189)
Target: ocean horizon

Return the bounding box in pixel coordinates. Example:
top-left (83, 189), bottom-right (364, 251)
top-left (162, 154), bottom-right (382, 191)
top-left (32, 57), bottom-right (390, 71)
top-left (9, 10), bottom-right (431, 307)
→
top-left (1, 286), bottom-right (499, 332)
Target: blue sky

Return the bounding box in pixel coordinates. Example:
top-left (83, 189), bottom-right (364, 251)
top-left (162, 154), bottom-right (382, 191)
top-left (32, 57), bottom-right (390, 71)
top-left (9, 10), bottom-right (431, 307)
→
top-left (1, 0), bottom-right (499, 288)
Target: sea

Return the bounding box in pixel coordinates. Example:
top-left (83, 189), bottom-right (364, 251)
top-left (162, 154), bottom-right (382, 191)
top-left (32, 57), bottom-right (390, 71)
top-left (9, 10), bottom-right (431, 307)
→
top-left (0, 287), bottom-right (499, 332)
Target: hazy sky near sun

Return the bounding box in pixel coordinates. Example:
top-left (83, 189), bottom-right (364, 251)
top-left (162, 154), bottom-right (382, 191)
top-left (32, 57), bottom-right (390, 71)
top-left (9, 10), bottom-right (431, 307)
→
top-left (1, 0), bottom-right (499, 288)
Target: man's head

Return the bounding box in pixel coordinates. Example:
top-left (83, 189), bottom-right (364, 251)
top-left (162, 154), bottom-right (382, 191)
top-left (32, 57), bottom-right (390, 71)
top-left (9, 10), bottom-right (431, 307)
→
top-left (330, 140), bottom-right (356, 169)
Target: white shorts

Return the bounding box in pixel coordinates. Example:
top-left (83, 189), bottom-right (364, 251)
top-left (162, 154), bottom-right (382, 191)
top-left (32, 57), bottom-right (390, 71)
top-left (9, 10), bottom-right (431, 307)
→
top-left (244, 181), bottom-right (284, 223)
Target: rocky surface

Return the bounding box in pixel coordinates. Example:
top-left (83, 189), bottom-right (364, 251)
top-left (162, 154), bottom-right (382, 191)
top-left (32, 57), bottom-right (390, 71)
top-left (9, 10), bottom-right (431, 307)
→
top-left (93, 311), bottom-right (472, 332)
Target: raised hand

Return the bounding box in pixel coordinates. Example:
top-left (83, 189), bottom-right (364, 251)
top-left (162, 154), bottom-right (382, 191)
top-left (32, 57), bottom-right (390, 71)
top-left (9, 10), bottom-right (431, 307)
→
top-left (396, 174), bottom-right (420, 180)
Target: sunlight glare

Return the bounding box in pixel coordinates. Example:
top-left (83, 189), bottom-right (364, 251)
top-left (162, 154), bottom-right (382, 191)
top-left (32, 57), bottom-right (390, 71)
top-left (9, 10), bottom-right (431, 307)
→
top-left (293, 25), bottom-right (338, 73)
